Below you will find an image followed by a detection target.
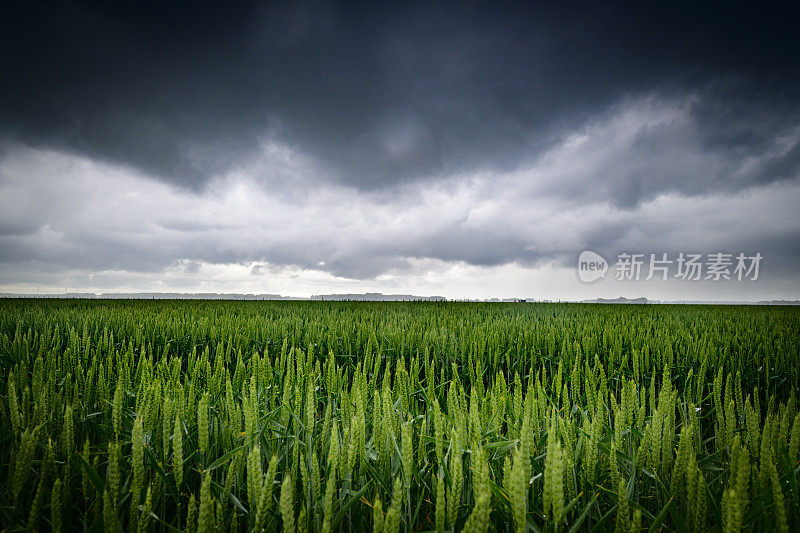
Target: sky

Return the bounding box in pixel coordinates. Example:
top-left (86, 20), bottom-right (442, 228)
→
top-left (1, 0), bottom-right (799, 300)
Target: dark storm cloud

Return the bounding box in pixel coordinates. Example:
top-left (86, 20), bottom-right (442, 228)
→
top-left (1, 0), bottom-right (800, 299)
top-left (2, 0), bottom-right (799, 197)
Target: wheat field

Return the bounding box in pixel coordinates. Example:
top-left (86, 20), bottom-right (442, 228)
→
top-left (0, 299), bottom-right (798, 532)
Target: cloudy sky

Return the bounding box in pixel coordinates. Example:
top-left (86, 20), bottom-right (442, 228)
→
top-left (1, 1), bottom-right (799, 300)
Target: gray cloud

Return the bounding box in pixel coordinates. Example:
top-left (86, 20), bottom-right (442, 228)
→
top-left (1, 1), bottom-right (799, 298)
top-left (2, 1), bottom-right (799, 200)
top-left (2, 100), bottom-right (799, 289)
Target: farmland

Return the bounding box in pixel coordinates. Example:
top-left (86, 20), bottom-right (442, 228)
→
top-left (0, 299), bottom-right (799, 532)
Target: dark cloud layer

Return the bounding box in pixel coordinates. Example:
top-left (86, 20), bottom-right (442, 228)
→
top-left (1, 1), bottom-right (799, 298)
top-left (2, 0), bottom-right (799, 196)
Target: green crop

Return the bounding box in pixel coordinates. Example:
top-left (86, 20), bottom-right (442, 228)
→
top-left (0, 298), bottom-right (798, 531)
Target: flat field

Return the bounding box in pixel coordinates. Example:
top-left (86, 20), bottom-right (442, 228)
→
top-left (1, 299), bottom-right (799, 532)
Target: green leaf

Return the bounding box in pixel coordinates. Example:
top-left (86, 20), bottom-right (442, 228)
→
top-left (73, 453), bottom-right (104, 495)
top-left (331, 481), bottom-right (373, 530)
top-left (205, 444), bottom-right (246, 472)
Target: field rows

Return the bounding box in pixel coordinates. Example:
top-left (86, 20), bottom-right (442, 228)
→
top-left (0, 300), bottom-right (798, 532)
